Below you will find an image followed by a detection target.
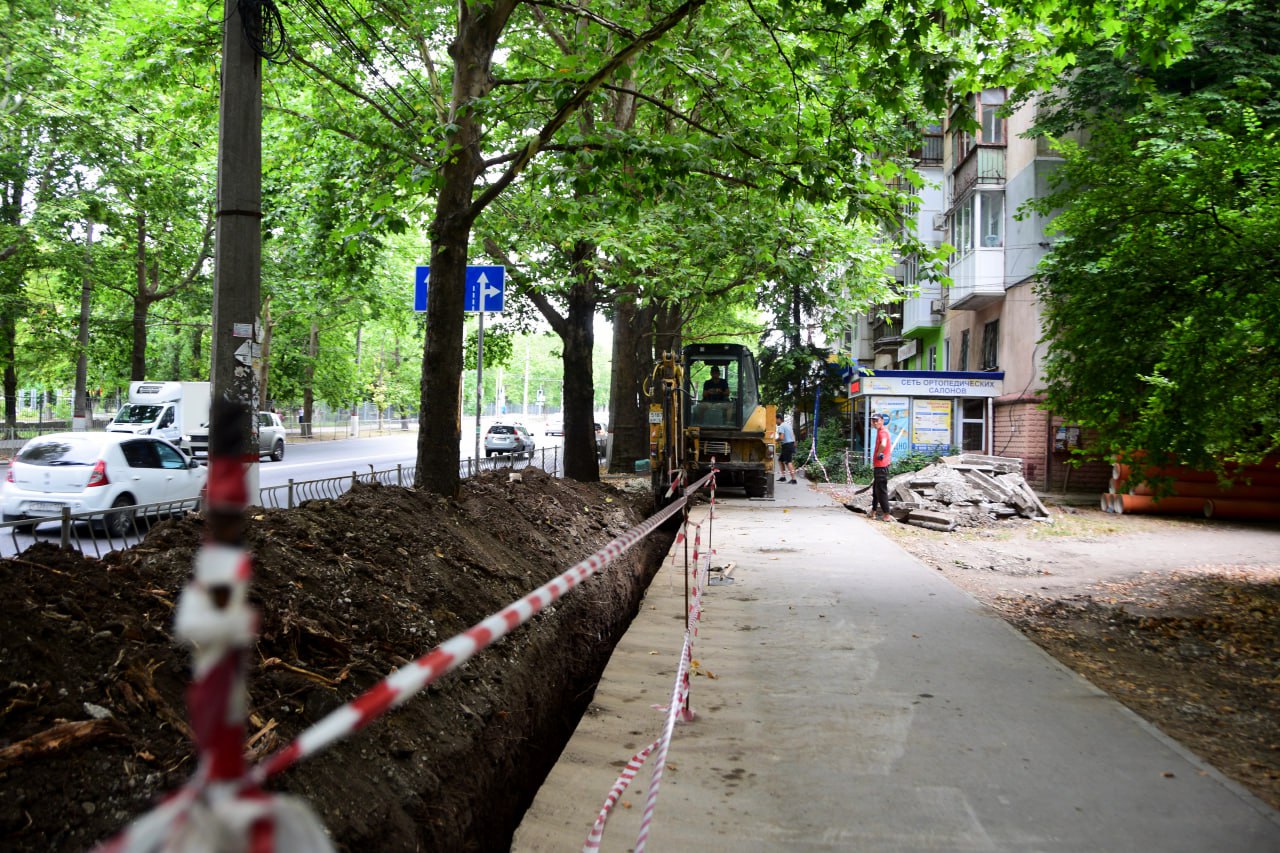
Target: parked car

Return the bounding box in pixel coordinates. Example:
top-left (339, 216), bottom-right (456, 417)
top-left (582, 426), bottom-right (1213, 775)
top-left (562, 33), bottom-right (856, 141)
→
top-left (258, 411), bottom-right (287, 461)
top-left (2, 432), bottom-right (207, 536)
top-left (484, 424), bottom-right (536, 458)
top-left (544, 421), bottom-right (564, 436)
top-left (594, 422), bottom-right (608, 456)
top-left (188, 410), bottom-right (286, 461)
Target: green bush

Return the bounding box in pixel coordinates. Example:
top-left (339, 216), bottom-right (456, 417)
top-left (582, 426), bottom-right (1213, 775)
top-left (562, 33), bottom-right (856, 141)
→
top-left (804, 447), bottom-right (955, 484)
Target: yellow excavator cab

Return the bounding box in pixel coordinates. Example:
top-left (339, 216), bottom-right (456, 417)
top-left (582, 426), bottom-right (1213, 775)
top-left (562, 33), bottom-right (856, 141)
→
top-left (650, 344), bottom-right (775, 508)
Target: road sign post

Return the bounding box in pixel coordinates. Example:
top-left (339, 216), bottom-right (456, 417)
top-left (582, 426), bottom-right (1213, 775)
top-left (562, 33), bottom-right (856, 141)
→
top-left (414, 265), bottom-right (505, 314)
top-left (414, 265), bottom-right (506, 462)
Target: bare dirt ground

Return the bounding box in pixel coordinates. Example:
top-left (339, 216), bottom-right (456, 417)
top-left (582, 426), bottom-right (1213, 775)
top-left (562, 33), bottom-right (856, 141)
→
top-left (825, 487), bottom-right (1280, 810)
top-left (0, 469), bottom-right (668, 852)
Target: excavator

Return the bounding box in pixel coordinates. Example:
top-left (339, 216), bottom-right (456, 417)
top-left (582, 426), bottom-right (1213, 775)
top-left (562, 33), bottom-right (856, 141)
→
top-left (647, 343), bottom-right (776, 510)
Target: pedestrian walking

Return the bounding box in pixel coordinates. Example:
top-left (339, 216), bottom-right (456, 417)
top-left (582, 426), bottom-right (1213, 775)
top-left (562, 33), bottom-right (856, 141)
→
top-left (870, 412), bottom-right (892, 521)
top-left (776, 413), bottom-right (797, 484)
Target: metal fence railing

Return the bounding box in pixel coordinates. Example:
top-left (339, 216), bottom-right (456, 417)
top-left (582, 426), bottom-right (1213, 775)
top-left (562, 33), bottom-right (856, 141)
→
top-left (2, 446), bottom-right (564, 557)
top-left (2, 497), bottom-right (203, 560)
top-left (255, 446), bottom-right (562, 509)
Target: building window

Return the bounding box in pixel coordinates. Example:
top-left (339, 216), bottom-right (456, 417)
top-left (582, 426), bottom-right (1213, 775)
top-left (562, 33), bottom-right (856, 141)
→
top-left (979, 191), bottom-right (1004, 248)
top-left (980, 88), bottom-right (1006, 145)
top-left (921, 123), bottom-right (943, 164)
top-left (982, 320), bottom-right (999, 370)
top-left (950, 88), bottom-right (1005, 167)
top-left (953, 195), bottom-right (973, 256)
top-left (926, 344), bottom-right (937, 371)
top-left (959, 329), bottom-right (970, 371)
top-left (961, 398), bottom-right (986, 451)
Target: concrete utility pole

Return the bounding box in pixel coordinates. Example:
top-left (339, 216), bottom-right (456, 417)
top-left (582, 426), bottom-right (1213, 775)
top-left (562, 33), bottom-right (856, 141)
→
top-left (210, 0), bottom-right (263, 500)
top-left (73, 218), bottom-right (93, 431)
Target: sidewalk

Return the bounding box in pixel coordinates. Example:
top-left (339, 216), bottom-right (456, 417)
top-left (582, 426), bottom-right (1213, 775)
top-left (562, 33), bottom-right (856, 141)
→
top-left (513, 482), bottom-right (1280, 851)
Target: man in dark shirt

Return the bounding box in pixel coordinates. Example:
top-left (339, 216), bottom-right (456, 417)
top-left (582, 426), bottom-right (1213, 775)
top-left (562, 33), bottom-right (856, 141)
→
top-left (702, 365), bottom-right (729, 402)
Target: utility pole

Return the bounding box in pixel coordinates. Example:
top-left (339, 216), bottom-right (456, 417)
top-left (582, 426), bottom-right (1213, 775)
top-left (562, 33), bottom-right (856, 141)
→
top-left (210, 0), bottom-right (263, 499)
top-left (73, 216), bottom-right (93, 431)
top-left (522, 337), bottom-right (530, 416)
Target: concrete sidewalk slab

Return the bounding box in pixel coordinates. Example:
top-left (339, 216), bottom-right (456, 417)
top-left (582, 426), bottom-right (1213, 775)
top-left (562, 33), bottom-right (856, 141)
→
top-left (513, 482), bottom-right (1280, 852)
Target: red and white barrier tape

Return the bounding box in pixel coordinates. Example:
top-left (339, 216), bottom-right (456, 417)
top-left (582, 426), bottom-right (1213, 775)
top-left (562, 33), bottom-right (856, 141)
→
top-left (634, 628), bottom-right (695, 853)
top-left (251, 470), bottom-right (715, 785)
top-left (587, 502), bottom-right (712, 852)
top-left (101, 452), bottom-right (715, 851)
top-left (97, 403), bottom-right (332, 852)
top-left (582, 740), bottom-right (657, 851)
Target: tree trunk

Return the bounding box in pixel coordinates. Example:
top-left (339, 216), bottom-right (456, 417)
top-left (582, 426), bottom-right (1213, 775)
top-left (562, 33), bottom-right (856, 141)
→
top-left (130, 212), bottom-right (150, 381)
top-left (2, 328), bottom-right (15, 428)
top-left (607, 291), bottom-right (649, 473)
top-left (130, 293), bottom-right (149, 381)
top-left (416, 4), bottom-right (516, 496)
top-left (303, 321), bottom-right (318, 435)
top-left (654, 297), bottom-right (682, 358)
top-left (561, 243), bottom-right (598, 482)
top-left (192, 326), bottom-right (205, 378)
top-left (257, 295), bottom-right (273, 410)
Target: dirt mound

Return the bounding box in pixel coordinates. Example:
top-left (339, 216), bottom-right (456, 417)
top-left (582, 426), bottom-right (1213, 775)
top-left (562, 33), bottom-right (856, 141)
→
top-left (1, 467), bottom-right (671, 851)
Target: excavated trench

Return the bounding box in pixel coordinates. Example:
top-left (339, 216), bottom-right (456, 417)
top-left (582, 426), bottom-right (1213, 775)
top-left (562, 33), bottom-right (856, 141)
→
top-left (0, 471), bottom-right (675, 852)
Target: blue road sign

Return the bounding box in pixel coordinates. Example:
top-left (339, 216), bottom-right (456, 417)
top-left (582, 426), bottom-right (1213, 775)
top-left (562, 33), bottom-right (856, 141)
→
top-left (414, 265), bottom-right (505, 313)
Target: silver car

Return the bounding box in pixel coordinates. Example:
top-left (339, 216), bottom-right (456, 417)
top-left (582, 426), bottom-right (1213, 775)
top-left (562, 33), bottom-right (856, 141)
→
top-left (484, 424), bottom-right (535, 458)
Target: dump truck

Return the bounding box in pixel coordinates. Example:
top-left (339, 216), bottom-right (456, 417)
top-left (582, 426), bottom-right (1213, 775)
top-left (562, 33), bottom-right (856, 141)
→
top-left (648, 343), bottom-right (776, 509)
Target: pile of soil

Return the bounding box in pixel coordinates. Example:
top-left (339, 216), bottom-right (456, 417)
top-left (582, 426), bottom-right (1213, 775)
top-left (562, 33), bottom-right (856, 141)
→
top-left (1, 468), bottom-right (670, 851)
top-left (871, 500), bottom-right (1280, 810)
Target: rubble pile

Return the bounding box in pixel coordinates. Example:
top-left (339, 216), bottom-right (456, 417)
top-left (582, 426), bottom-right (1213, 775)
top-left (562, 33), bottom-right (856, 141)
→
top-left (845, 454), bottom-right (1052, 530)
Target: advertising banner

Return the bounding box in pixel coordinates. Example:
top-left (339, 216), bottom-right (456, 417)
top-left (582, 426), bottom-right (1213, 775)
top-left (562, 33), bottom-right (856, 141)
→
top-left (911, 398), bottom-right (953, 453)
top-left (871, 396), bottom-right (910, 457)
top-left (859, 373), bottom-right (1003, 398)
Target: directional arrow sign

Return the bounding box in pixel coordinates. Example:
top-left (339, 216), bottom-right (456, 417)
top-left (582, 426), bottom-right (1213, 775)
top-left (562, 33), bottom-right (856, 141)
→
top-left (233, 340), bottom-right (261, 365)
top-left (414, 265), bottom-right (505, 313)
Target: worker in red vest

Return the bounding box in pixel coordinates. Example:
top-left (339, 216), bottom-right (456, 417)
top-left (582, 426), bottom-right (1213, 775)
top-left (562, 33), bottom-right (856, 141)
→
top-left (871, 413), bottom-right (893, 522)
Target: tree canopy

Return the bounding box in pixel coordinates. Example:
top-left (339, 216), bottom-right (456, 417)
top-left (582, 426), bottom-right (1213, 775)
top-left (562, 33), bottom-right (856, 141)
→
top-left (0, 0), bottom-right (1223, 491)
top-left (1029, 0), bottom-right (1280, 474)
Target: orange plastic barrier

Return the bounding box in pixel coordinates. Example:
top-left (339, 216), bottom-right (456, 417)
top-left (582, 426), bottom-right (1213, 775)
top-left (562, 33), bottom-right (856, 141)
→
top-left (1203, 498), bottom-right (1280, 521)
top-left (1131, 481), bottom-right (1280, 501)
top-left (1111, 494), bottom-right (1206, 516)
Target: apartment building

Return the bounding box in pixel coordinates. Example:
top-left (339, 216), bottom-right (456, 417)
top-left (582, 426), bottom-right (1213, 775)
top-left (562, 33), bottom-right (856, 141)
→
top-left (847, 92), bottom-right (1110, 492)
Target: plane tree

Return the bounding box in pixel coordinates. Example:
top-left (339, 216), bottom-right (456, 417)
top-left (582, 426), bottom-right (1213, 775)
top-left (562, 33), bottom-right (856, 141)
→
top-left (246, 0), bottom-right (1198, 496)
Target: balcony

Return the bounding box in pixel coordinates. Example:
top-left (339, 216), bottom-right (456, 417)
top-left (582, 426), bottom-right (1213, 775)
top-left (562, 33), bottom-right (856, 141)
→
top-left (952, 145), bottom-right (1005, 197)
top-left (902, 289), bottom-right (944, 333)
top-left (910, 134), bottom-right (944, 166)
top-left (873, 334), bottom-right (905, 354)
top-left (948, 249), bottom-right (1004, 310)
top-left (842, 314), bottom-right (875, 361)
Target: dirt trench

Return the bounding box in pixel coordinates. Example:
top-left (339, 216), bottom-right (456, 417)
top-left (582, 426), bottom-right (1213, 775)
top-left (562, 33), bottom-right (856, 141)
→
top-left (0, 468), bottom-right (672, 851)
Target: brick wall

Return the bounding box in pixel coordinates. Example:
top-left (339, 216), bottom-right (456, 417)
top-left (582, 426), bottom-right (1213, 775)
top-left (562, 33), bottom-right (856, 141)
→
top-left (993, 399), bottom-right (1111, 493)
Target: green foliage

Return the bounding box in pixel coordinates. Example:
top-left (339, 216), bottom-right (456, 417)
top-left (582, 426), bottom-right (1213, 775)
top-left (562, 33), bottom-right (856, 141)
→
top-left (0, 0), bottom-right (1207, 439)
top-left (805, 446), bottom-right (953, 484)
top-left (1029, 0), bottom-right (1280, 475)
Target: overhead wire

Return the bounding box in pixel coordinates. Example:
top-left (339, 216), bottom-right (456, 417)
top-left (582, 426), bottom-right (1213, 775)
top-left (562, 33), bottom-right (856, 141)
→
top-left (281, 0), bottom-right (422, 128)
top-left (331, 0), bottom-right (437, 109)
top-left (237, 0), bottom-right (289, 62)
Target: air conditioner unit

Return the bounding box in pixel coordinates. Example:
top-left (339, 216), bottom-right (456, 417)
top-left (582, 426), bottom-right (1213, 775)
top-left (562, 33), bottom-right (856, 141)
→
top-left (929, 299), bottom-right (946, 314)
top-left (931, 213), bottom-right (946, 232)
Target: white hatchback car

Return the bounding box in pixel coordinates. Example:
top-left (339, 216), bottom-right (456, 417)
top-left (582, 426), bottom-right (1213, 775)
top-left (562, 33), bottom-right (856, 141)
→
top-left (2, 431), bottom-right (207, 536)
